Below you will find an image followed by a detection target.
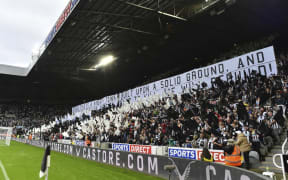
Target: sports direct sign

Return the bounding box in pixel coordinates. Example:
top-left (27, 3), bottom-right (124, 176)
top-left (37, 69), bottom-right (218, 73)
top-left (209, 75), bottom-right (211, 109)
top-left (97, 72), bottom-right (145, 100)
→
top-left (112, 143), bottom-right (130, 152)
top-left (112, 143), bottom-right (152, 154)
top-left (168, 147), bottom-right (225, 163)
top-left (168, 147), bottom-right (197, 160)
top-left (197, 149), bottom-right (224, 163)
top-left (130, 145), bottom-right (152, 154)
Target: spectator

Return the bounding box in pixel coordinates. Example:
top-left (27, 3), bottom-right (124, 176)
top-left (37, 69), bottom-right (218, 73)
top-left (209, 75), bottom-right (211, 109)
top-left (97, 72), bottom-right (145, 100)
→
top-left (267, 110), bottom-right (281, 145)
top-left (235, 131), bottom-right (251, 169)
top-left (223, 139), bottom-right (242, 167)
top-left (208, 132), bottom-right (222, 150)
top-left (196, 132), bottom-right (208, 149)
top-left (201, 147), bottom-right (213, 162)
top-left (249, 125), bottom-right (265, 161)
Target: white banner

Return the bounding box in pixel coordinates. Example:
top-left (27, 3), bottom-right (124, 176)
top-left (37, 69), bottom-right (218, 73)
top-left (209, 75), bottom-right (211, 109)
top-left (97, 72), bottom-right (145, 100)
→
top-left (72, 46), bottom-right (277, 114)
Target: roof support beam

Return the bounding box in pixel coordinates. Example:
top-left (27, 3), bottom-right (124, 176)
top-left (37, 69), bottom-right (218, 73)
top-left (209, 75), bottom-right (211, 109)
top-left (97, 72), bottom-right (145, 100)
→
top-left (60, 35), bottom-right (111, 44)
top-left (72, 17), bottom-right (158, 35)
top-left (111, 24), bottom-right (157, 35)
top-left (78, 10), bottom-right (145, 19)
top-left (116, 0), bottom-right (187, 21)
top-left (138, 0), bottom-right (152, 6)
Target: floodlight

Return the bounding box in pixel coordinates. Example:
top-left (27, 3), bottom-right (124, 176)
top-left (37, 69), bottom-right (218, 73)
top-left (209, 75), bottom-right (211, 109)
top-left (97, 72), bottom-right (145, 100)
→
top-left (94, 55), bottom-right (115, 69)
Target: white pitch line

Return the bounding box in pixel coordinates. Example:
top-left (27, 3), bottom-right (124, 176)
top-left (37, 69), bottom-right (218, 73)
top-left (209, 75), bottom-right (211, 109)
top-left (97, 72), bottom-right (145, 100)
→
top-left (0, 160), bottom-right (10, 180)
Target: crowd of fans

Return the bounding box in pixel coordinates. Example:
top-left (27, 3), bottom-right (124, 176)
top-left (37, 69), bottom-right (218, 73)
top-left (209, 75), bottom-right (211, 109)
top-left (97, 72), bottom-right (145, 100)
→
top-left (41, 70), bottom-right (288, 171)
top-left (0, 104), bottom-right (69, 133)
top-left (1, 36), bottom-right (287, 169)
top-left (46, 72), bottom-right (287, 162)
top-left (39, 44), bottom-right (287, 161)
top-left (32, 46), bottom-right (286, 170)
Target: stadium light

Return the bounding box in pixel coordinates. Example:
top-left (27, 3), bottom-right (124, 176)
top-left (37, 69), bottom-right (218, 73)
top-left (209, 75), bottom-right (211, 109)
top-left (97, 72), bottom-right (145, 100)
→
top-left (94, 55), bottom-right (115, 69)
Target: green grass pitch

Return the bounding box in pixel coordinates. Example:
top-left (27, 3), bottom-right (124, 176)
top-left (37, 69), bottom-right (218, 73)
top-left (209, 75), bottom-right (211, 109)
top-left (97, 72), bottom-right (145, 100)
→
top-left (0, 141), bottom-right (163, 180)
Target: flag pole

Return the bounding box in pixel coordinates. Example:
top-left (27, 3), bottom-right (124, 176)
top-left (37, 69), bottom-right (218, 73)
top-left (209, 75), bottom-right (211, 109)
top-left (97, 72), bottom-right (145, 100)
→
top-left (45, 168), bottom-right (49, 180)
top-left (45, 155), bottom-right (50, 180)
top-left (40, 145), bottom-right (51, 180)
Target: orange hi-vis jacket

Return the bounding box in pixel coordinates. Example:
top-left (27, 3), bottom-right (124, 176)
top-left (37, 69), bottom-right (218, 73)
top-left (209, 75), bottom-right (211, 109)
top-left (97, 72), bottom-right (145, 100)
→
top-left (224, 145), bottom-right (242, 167)
top-left (85, 139), bottom-right (91, 146)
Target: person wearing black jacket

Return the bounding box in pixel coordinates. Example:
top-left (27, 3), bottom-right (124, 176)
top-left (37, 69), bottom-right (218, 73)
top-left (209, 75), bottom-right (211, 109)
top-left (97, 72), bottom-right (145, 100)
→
top-left (249, 125), bottom-right (265, 161)
top-left (258, 118), bottom-right (273, 148)
top-left (201, 147), bottom-right (214, 162)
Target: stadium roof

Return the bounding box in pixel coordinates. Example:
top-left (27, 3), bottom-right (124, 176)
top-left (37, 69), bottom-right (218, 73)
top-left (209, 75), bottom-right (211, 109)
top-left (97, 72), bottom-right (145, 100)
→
top-left (0, 0), bottom-right (287, 104)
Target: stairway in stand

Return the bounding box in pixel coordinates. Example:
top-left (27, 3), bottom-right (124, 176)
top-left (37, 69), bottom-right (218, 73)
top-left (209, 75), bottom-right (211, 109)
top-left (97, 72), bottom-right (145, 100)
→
top-left (257, 122), bottom-right (288, 174)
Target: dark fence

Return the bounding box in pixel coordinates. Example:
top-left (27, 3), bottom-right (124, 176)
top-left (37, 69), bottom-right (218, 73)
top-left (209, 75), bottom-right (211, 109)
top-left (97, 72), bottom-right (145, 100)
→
top-left (14, 139), bottom-right (269, 180)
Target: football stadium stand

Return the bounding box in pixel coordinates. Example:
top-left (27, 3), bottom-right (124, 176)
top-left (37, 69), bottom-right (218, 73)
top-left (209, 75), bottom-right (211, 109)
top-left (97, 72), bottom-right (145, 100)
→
top-left (1, 0), bottom-right (288, 179)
